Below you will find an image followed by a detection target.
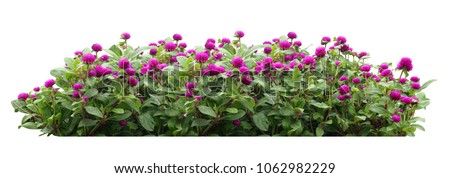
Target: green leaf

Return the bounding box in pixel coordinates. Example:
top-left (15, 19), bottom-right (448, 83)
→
top-left (237, 98), bottom-right (254, 113)
top-left (64, 57), bottom-right (75, 69)
top-left (112, 108), bottom-right (125, 114)
top-left (78, 119), bottom-right (98, 127)
top-left (310, 101), bottom-right (330, 109)
top-left (108, 45), bottom-right (122, 57)
top-left (124, 98), bottom-right (141, 113)
top-left (225, 108), bottom-right (238, 114)
top-left (109, 110), bottom-right (132, 121)
top-left (165, 108), bottom-right (180, 117)
top-left (85, 106), bottom-right (103, 118)
top-left (222, 110), bottom-right (246, 121)
top-left (198, 106), bottom-right (216, 118)
top-left (369, 106), bottom-right (389, 115)
top-left (50, 67), bottom-right (73, 78)
top-left (421, 79), bottom-right (436, 90)
top-left (21, 122), bottom-right (38, 129)
top-left (138, 112), bottom-right (155, 131)
top-left (192, 118), bottom-right (211, 127)
top-left (84, 88), bottom-right (98, 98)
top-left (316, 127), bottom-right (325, 136)
top-left (412, 124), bottom-right (425, 131)
top-left (252, 112), bottom-right (269, 131)
top-left (280, 108), bottom-right (295, 117)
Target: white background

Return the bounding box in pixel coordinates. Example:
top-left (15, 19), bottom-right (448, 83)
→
top-left (0, 0), bottom-right (449, 177)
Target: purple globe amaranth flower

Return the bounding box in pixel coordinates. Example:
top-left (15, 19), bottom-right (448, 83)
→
top-left (91, 43), bottom-right (102, 52)
top-left (222, 38), bottom-right (231, 44)
top-left (358, 51), bottom-right (367, 58)
top-left (396, 57), bottom-right (413, 71)
top-left (173, 33), bottom-right (182, 41)
top-left (149, 48), bottom-right (158, 55)
top-left (74, 51), bottom-right (83, 56)
top-left (340, 44), bottom-right (350, 52)
top-left (128, 76), bottom-right (139, 87)
top-left (72, 83), bottom-right (83, 90)
top-left (195, 52), bottom-right (209, 63)
top-left (202, 64), bottom-right (226, 76)
top-left (18, 93), bottom-right (29, 100)
top-left (263, 47), bottom-right (272, 54)
top-left (315, 46), bottom-right (326, 57)
top-left (360, 64), bottom-right (371, 72)
top-left (148, 58), bottom-right (159, 68)
top-left (287, 31), bottom-right (297, 39)
top-left (337, 95), bottom-right (346, 101)
top-left (279, 40), bottom-right (291, 50)
top-left (88, 70), bottom-right (97, 78)
top-left (204, 42), bottom-right (215, 50)
top-left (195, 95), bottom-right (202, 101)
top-left (352, 77), bottom-right (361, 84)
top-left (263, 57), bottom-right (273, 65)
top-left (379, 63), bottom-right (389, 70)
top-left (241, 75), bottom-right (252, 85)
top-left (169, 56), bottom-right (178, 63)
top-left (72, 91), bottom-right (81, 98)
top-left (254, 65), bottom-right (263, 74)
top-left (410, 76), bottom-right (420, 83)
top-left (177, 52), bottom-right (187, 57)
top-left (289, 61), bottom-right (298, 68)
top-left (411, 96), bottom-right (419, 105)
top-left (158, 40), bottom-right (166, 45)
top-left (272, 38), bottom-right (280, 43)
top-left (262, 41), bottom-right (272, 45)
top-left (339, 75), bottom-right (348, 81)
top-left (339, 85), bottom-right (350, 95)
top-left (337, 36), bottom-right (347, 44)
top-left (125, 68), bottom-right (136, 75)
top-left (187, 49), bottom-right (196, 55)
top-left (121, 32), bottom-right (131, 40)
top-left (157, 63), bottom-right (168, 71)
top-left (214, 53), bottom-right (223, 60)
top-left (390, 90), bottom-right (402, 100)
top-left (321, 36), bottom-right (331, 45)
top-left (292, 40), bottom-right (302, 47)
top-left (140, 67), bottom-right (149, 75)
top-left (178, 42), bottom-right (187, 49)
top-left (380, 69), bottom-right (392, 77)
top-left (411, 83), bottom-right (421, 89)
top-left (119, 120), bottom-right (127, 126)
top-left (82, 53), bottom-right (96, 64)
top-left (302, 56), bottom-right (315, 65)
top-left (33, 87), bottom-right (40, 92)
top-left (30, 94), bottom-right (37, 99)
top-left (206, 38), bottom-right (216, 44)
top-left (392, 115), bottom-right (401, 123)
top-left (82, 96), bottom-right (89, 101)
top-left (44, 79), bottom-right (55, 88)
top-left (185, 90), bottom-right (193, 98)
top-left (233, 120), bottom-right (241, 126)
top-left (335, 61), bottom-right (341, 66)
top-left (118, 58), bottom-right (130, 69)
top-left (148, 43), bottom-right (158, 46)
top-left (239, 66), bottom-right (250, 74)
top-left (100, 54), bottom-right (109, 62)
top-left (164, 42), bottom-right (177, 52)
top-left (235, 30), bottom-right (245, 38)
top-left (399, 78), bottom-right (407, 84)
top-left (401, 96), bottom-right (412, 104)
top-left (185, 82), bottom-right (196, 89)
top-left (374, 76), bottom-right (381, 82)
top-left (272, 62), bottom-right (284, 69)
top-left (232, 56), bottom-right (244, 68)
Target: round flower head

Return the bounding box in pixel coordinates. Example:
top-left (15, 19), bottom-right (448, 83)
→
top-left (241, 75), bottom-right (252, 85)
top-left (273, 62), bottom-right (284, 69)
top-left (263, 41), bottom-right (272, 45)
top-left (187, 49), bottom-right (196, 55)
top-left (390, 90), bottom-right (402, 100)
top-left (411, 96), bottom-right (419, 105)
top-left (399, 78), bottom-right (407, 84)
top-left (411, 83), bottom-right (421, 89)
top-left (321, 36), bottom-right (331, 45)
top-left (235, 30), bottom-right (245, 38)
top-left (72, 83), bottom-right (83, 90)
top-left (91, 43), bottom-right (102, 52)
top-left (158, 40), bottom-right (165, 45)
top-left (293, 41), bottom-right (302, 47)
top-left (82, 96), bottom-right (89, 101)
top-left (232, 56), bottom-right (244, 68)
top-left (392, 115), bottom-right (401, 123)
top-left (339, 75), bottom-right (348, 81)
top-left (118, 58), bottom-right (130, 69)
top-left (380, 69), bottom-right (391, 77)
top-left (337, 95), bottom-right (346, 101)
top-left (214, 53), bottom-right (223, 60)
top-left (177, 52), bottom-right (187, 57)
top-left (100, 54), bottom-right (109, 62)
top-left (410, 76), bottom-right (420, 83)
top-left (72, 91), bottom-right (81, 98)
top-left (279, 40), bottom-right (291, 50)
top-left (140, 67), bottom-right (149, 75)
top-left (272, 38), bottom-right (280, 43)
top-left (30, 94), bottom-right (37, 99)
top-left (82, 53), bottom-right (96, 64)
top-left (150, 48), bottom-right (158, 55)
top-left (125, 68), bottom-right (136, 75)
top-left (185, 90), bottom-right (193, 98)
top-left (128, 76), bottom-right (139, 87)
top-left (33, 87), bottom-right (40, 92)
top-left (263, 47), bottom-right (272, 54)
top-left (289, 61), bottom-right (298, 68)
top-left (88, 70), bottom-right (97, 78)
top-left (352, 77), bottom-right (361, 84)
top-left (339, 85), bottom-right (350, 95)
top-left (157, 63), bottom-right (168, 71)
top-left (263, 57), bottom-right (273, 65)
top-left (119, 120), bottom-right (127, 126)
top-left (302, 56), bottom-right (315, 65)
top-left (121, 32), bottom-right (131, 40)
top-left (185, 82), bottom-right (196, 89)
top-left (44, 79), bottom-right (55, 88)
top-left (169, 56), bottom-right (178, 63)
top-left (380, 63), bottom-right (389, 70)
top-left (74, 51), bottom-right (83, 56)
top-left (18, 93), bottom-right (29, 100)
top-left (178, 42), bottom-right (187, 49)
top-left (360, 64), bottom-right (371, 72)
top-left (254, 65), bottom-right (263, 74)
top-left (287, 31), bottom-right (297, 39)
top-left (222, 38), bottom-right (231, 44)
top-left (206, 38), bottom-right (216, 44)
top-left (148, 58), bottom-right (159, 68)
top-left (239, 66), bottom-right (250, 74)
top-left (195, 52), bottom-right (209, 63)
top-left (374, 76), bottom-right (381, 82)
top-left (204, 42), bottom-right (215, 50)
top-left (340, 44), bottom-right (350, 52)
top-left (335, 61), bottom-right (341, 66)
top-left (233, 120), bottom-right (241, 126)
top-left (148, 43), bottom-right (157, 46)
top-left (164, 42), bottom-right (177, 52)
top-left (315, 46), bottom-right (326, 57)
top-left (396, 57), bottom-right (413, 71)
top-left (358, 51), bottom-right (367, 58)
top-left (401, 96), bottom-right (412, 104)
top-left (337, 36), bottom-right (347, 44)
top-left (173, 33), bottom-right (182, 41)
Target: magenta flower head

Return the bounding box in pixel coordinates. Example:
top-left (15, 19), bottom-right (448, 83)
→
top-left (273, 62), bottom-right (284, 69)
top-left (263, 47), bottom-right (272, 54)
top-left (44, 79), bottom-right (55, 88)
top-left (150, 48), bottom-right (158, 55)
top-left (169, 56), bottom-right (178, 63)
top-left (396, 57), bottom-right (413, 71)
top-left (128, 76), bottom-right (139, 87)
top-left (392, 115), bottom-right (401, 123)
top-left (411, 96), bottom-right (419, 105)
top-left (140, 67), bottom-right (149, 75)
top-left (185, 82), bottom-right (196, 89)
top-left (18, 93), bottom-right (29, 100)
top-left (72, 91), bottom-right (81, 98)
top-left (74, 51), bottom-right (83, 56)
top-left (358, 51), bottom-right (367, 58)
top-left (233, 120), bottom-right (241, 126)
top-left (100, 54), bottom-right (109, 62)
top-left (173, 33), bottom-right (182, 41)
top-left (289, 61), bottom-right (298, 68)
top-left (214, 53), bottom-right (223, 60)
top-left (339, 85), bottom-right (350, 95)
top-left (148, 58), bottom-right (159, 68)
top-left (195, 52), bottom-right (209, 63)
top-left (374, 76), bottom-right (381, 82)
top-left (118, 58), bottom-right (130, 69)
top-left (379, 63), bottom-right (389, 71)
top-left (88, 70), bottom-right (97, 78)
top-left (82, 53), bottom-right (96, 64)
top-left (380, 69), bottom-right (392, 77)
top-left (293, 40), bottom-right (302, 47)
top-left (178, 42), bottom-right (187, 49)
top-left (401, 96), bottom-right (412, 104)
top-left (390, 90), bottom-right (401, 100)
top-left (149, 43), bottom-right (157, 46)
top-left (232, 56), bottom-right (244, 68)
top-left (33, 87), bottom-right (40, 92)
top-left (287, 31), bottom-right (297, 39)
top-left (410, 76), bottom-right (420, 83)
top-left (221, 38), bottom-right (231, 44)
top-left (187, 49), bottom-right (196, 55)
top-left (165, 42), bottom-right (177, 52)
top-left (337, 95), bottom-right (346, 101)
top-left (185, 90), bottom-right (193, 98)
top-left (263, 57), bottom-right (273, 65)
top-left (279, 40), bottom-right (291, 50)
top-left (337, 36), bottom-right (347, 44)
top-left (157, 63), bottom-right (168, 71)
top-left (302, 56), bottom-right (315, 65)
top-left (263, 41), bottom-right (272, 45)
top-left (121, 32), bottom-right (131, 40)
top-left (235, 30), bottom-right (245, 38)
top-left (360, 64), bottom-right (371, 72)
top-left (239, 66), bottom-right (250, 74)
top-left (82, 96), bottom-right (89, 102)
top-left (119, 120), bottom-right (127, 126)
top-left (321, 36), bottom-right (331, 45)
top-left (335, 61), bottom-right (341, 66)
top-left (72, 83), bottom-right (83, 90)
top-left (91, 43), bottom-right (102, 52)
top-left (30, 94), bottom-right (37, 99)
top-left (399, 78), bottom-right (407, 84)
top-left (254, 65), bottom-right (263, 74)
top-left (272, 38), bottom-right (280, 43)
top-left (352, 77), bottom-right (361, 84)
top-left (241, 75), bottom-right (252, 85)
top-left (340, 44), bottom-right (350, 52)
top-left (125, 68), bottom-right (136, 75)
top-left (411, 83), bottom-right (421, 89)
top-left (339, 75), bottom-right (348, 81)
top-left (204, 42), bottom-right (215, 50)
top-left (315, 46), bottom-right (326, 57)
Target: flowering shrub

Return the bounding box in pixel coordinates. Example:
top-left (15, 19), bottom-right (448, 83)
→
top-left (11, 31), bottom-right (434, 136)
